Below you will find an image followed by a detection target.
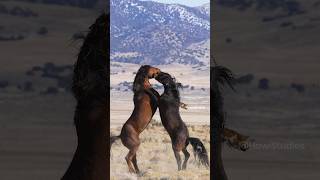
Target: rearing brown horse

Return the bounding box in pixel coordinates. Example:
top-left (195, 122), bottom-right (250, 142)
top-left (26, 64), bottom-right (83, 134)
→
top-left (110, 65), bottom-right (160, 174)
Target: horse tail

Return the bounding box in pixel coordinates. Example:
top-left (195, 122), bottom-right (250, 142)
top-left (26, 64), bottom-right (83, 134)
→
top-left (188, 137), bottom-right (209, 168)
top-left (110, 135), bottom-right (121, 151)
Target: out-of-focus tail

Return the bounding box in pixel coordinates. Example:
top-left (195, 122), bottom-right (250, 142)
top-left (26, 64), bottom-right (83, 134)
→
top-left (188, 137), bottom-right (209, 168)
top-left (110, 135), bottom-right (120, 151)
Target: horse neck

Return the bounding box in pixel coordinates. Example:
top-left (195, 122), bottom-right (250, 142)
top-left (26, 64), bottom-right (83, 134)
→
top-left (211, 83), bottom-right (228, 180)
top-left (75, 105), bottom-right (108, 157)
top-left (143, 78), bottom-right (151, 89)
top-left (212, 84), bottom-right (224, 125)
top-left (164, 86), bottom-right (180, 102)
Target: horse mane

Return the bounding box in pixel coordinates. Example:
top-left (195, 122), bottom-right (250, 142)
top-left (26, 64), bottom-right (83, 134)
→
top-left (161, 73), bottom-right (183, 103)
top-left (72, 13), bottom-right (109, 106)
top-left (132, 65), bottom-right (151, 93)
top-left (211, 65), bottom-right (235, 128)
top-left (62, 12), bottom-right (109, 180)
top-left (213, 66), bottom-right (234, 91)
top-left (169, 77), bottom-right (182, 103)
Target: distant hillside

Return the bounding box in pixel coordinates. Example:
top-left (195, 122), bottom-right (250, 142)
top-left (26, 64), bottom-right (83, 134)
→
top-left (10, 0), bottom-right (210, 66)
top-left (111, 0), bottom-right (210, 65)
top-left (215, 0), bottom-right (320, 84)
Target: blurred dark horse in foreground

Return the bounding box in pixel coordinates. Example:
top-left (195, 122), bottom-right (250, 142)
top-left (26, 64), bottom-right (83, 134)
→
top-left (61, 13), bottom-right (109, 180)
top-left (211, 65), bottom-right (235, 180)
top-left (110, 65), bottom-right (160, 174)
top-left (155, 72), bottom-right (209, 170)
top-left (223, 127), bottom-right (249, 152)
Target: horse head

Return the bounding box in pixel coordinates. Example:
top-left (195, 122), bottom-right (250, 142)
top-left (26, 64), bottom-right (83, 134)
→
top-left (155, 72), bottom-right (182, 88)
top-left (133, 65), bottom-right (160, 92)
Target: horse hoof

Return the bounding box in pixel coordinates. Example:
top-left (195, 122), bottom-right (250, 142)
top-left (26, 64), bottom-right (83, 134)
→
top-left (137, 171), bottom-right (146, 177)
top-left (128, 169), bottom-right (136, 174)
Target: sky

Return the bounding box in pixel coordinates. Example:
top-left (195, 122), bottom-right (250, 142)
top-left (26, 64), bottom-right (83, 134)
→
top-left (141, 0), bottom-right (210, 7)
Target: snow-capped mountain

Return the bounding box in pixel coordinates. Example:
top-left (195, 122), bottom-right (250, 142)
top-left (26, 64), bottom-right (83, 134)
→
top-left (111, 0), bottom-right (210, 65)
top-left (197, 3), bottom-right (210, 15)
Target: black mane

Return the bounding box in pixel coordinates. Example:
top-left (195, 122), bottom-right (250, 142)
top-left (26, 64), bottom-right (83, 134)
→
top-left (72, 13), bottom-right (109, 104)
top-left (211, 65), bottom-right (235, 180)
top-left (211, 65), bottom-right (235, 128)
top-left (157, 72), bottom-right (182, 103)
top-left (62, 12), bottom-right (109, 180)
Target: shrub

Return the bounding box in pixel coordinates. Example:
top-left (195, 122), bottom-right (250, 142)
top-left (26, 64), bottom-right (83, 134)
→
top-left (0, 4), bottom-right (8, 14)
top-left (258, 78), bottom-right (269, 90)
top-left (37, 27), bottom-right (48, 35)
top-left (280, 21), bottom-right (293, 28)
top-left (32, 66), bottom-right (42, 71)
top-left (183, 85), bottom-right (189, 89)
top-left (43, 86), bottom-right (58, 95)
top-left (0, 35), bottom-right (25, 41)
top-left (57, 76), bottom-right (72, 91)
top-left (26, 70), bottom-right (34, 76)
top-left (18, 81), bottom-right (34, 92)
top-left (291, 83), bottom-right (305, 93)
top-left (0, 81), bottom-right (9, 88)
top-left (226, 37), bottom-right (232, 43)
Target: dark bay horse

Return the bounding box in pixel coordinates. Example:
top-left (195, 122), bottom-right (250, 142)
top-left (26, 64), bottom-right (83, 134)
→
top-left (61, 13), bottom-right (109, 180)
top-left (110, 65), bottom-right (160, 174)
top-left (211, 65), bottom-right (235, 180)
top-left (155, 72), bottom-right (209, 170)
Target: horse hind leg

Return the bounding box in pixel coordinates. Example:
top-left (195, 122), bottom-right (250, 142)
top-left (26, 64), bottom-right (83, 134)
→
top-left (132, 154), bottom-right (140, 174)
top-left (125, 146), bottom-right (139, 174)
top-left (182, 148), bottom-right (190, 170)
top-left (173, 150), bottom-right (182, 171)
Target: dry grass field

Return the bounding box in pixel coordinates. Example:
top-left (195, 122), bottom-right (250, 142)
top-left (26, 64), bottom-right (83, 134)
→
top-left (110, 121), bottom-right (210, 180)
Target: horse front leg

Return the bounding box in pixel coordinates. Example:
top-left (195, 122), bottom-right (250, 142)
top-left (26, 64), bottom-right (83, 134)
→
top-left (179, 102), bottom-right (188, 110)
top-left (132, 154), bottom-right (140, 174)
top-left (125, 146), bottom-right (139, 174)
top-left (173, 149), bottom-right (182, 171)
top-left (182, 148), bottom-right (190, 170)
